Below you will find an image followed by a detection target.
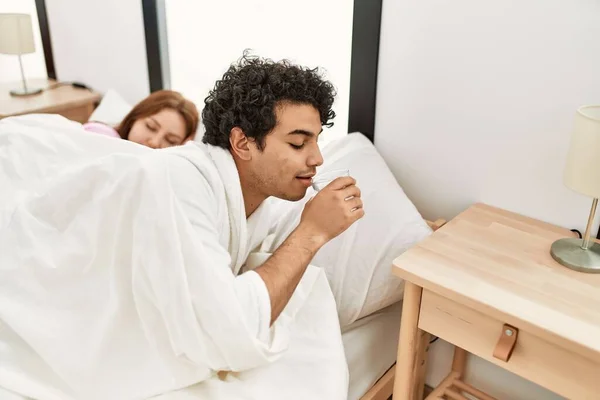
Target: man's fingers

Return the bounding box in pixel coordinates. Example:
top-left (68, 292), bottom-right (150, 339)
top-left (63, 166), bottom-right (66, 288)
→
top-left (346, 197), bottom-right (363, 211)
top-left (352, 207), bottom-right (365, 219)
top-left (341, 185), bottom-right (361, 199)
top-left (327, 176), bottom-right (356, 190)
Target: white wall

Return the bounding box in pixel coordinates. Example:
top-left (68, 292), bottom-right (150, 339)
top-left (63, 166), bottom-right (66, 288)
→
top-left (44, 0), bottom-right (149, 104)
top-left (165, 0), bottom-right (353, 142)
top-left (0, 0), bottom-right (47, 84)
top-left (376, 0), bottom-right (600, 398)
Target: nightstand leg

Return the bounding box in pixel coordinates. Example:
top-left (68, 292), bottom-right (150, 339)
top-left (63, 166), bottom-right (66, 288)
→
top-left (451, 346), bottom-right (468, 378)
top-left (412, 330), bottom-right (431, 399)
top-left (393, 282), bottom-right (424, 400)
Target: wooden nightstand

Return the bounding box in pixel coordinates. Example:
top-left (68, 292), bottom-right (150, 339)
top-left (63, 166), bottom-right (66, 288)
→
top-left (0, 78), bottom-right (101, 123)
top-left (392, 203), bottom-right (600, 400)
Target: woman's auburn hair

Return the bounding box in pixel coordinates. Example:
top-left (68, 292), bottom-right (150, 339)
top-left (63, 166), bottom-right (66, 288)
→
top-left (115, 90), bottom-right (199, 141)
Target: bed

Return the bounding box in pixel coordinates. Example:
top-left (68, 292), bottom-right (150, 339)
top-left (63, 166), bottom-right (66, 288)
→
top-left (345, 301), bottom-right (402, 400)
top-left (0, 111), bottom-right (442, 400)
top-left (27, 0), bottom-right (431, 398)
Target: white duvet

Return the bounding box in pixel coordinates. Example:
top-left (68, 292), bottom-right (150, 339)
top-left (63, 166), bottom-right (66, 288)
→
top-left (0, 115), bottom-right (348, 400)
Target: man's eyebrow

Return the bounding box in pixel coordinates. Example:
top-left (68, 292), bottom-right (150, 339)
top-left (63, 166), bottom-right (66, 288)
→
top-left (287, 128), bottom-right (323, 137)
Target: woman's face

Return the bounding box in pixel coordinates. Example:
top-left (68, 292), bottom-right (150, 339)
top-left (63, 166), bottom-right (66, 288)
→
top-left (128, 108), bottom-right (187, 148)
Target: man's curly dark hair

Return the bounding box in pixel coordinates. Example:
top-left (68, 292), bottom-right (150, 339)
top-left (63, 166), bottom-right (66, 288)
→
top-left (201, 52), bottom-right (337, 150)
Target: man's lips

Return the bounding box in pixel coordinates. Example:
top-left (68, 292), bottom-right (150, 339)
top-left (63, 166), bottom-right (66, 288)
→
top-left (296, 174), bottom-right (315, 187)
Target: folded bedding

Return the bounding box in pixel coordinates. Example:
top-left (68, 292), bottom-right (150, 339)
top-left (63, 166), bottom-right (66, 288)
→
top-left (0, 115), bottom-right (347, 400)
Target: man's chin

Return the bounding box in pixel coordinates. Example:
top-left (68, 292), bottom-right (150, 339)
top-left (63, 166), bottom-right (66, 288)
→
top-left (275, 189), bottom-right (308, 202)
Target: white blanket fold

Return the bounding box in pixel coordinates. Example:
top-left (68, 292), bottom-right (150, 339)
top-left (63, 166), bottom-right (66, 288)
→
top-left (0, 115), bottom-right (348, 400)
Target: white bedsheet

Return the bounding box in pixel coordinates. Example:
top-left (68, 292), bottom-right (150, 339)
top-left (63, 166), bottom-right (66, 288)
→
top-left (0, 302), bottom-right (402, 400)
top-left (0, 115), bottom-right (348, 400)
top-left (343, 301), bottom-right (402, 400)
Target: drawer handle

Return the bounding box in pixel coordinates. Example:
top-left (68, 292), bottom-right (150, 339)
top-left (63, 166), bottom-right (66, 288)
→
top-left (493, 324), bottom-right (519, 362)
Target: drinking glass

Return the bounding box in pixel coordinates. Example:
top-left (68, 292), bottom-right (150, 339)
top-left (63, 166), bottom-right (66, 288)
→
top-left (311, 169), bottom-right (350, 191)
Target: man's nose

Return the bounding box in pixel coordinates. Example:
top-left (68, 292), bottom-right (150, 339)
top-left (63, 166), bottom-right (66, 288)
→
top-left (307, 146), bottom-right (324, 167)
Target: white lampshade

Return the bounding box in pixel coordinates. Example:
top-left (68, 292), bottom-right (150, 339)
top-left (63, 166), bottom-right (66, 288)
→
top-left (0, 13), bottom-right (36, 55)
top-left (564, 105), bottom-right (600, 198)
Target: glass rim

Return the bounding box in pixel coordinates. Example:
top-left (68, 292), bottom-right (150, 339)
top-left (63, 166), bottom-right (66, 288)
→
top-left (312, 168), bottom-right (350, 182)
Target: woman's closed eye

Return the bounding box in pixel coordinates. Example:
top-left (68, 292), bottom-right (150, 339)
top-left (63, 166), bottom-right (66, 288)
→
top-left (290, 143), bottom-right (305, 150)
top-left (145, 122), bottom-right (158, 132)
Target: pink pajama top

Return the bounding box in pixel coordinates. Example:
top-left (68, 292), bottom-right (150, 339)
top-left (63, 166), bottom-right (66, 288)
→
top-left (82, 122), bottom-right (121, 138)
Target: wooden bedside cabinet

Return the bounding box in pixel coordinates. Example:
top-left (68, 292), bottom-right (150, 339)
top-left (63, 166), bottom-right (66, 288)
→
top-left (392, 203), bottom-right (600, 400)
top-left (0, 78), bottom-right (101, 123)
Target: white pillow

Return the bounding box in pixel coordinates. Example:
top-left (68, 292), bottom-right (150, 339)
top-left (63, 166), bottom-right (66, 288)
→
top-left (87, 89), bottom-right (132, 126)
top-left (262, 132), bottom-right (432, 327)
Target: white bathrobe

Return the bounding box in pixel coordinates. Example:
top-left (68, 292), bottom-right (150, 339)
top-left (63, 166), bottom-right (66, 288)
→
top-left (0, 115), bottom-right (348, 400)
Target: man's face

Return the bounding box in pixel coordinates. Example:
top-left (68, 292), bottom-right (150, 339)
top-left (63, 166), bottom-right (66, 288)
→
top-left (247, 103), bottom-right (324, 201)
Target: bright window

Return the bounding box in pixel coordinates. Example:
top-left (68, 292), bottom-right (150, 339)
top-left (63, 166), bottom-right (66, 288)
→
top-left (165, 0), bottom-right (353, 142)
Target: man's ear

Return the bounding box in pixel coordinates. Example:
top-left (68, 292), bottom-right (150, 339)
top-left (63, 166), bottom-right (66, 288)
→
top-left (229, 127), bottom-right (252, 161)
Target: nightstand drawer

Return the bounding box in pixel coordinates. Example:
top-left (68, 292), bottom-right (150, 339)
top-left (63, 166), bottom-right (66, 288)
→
top-left (418, 290), bottom-right (600, 399)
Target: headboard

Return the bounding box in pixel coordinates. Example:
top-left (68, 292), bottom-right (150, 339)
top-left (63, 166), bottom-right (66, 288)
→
top-left (35, 0), bottom-right (383, 143)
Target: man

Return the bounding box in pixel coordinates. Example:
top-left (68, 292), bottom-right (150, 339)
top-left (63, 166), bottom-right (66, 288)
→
top-left (200, 54), bottom-right (364, 325)
top-left (0, 54), bottom-right (362, 400)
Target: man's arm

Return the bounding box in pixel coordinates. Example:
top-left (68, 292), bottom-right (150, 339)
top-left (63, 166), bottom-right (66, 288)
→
top-left (255, 176), bottom-right (364, 325)
top-left (254, 226), bottom-right (323, 325)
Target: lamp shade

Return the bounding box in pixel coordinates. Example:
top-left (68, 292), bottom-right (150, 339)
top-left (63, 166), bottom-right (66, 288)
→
top-left (0, 13), bottom-right (36, 55)
top-left (564, 105), bottom-right (600, 198)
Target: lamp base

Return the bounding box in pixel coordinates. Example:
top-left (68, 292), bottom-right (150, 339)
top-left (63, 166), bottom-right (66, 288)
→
top-left (550, 238), bottom-right (600, 273)
top-left (10, 87), bottom-right (43, 97)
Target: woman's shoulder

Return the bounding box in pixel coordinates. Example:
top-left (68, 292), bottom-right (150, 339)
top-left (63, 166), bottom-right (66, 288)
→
top-left (82, 121), bottom-right (120, 138)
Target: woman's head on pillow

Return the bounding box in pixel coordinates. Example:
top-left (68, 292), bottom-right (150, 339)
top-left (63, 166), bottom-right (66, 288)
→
top-left (115, 90), bottom-right (199, 149)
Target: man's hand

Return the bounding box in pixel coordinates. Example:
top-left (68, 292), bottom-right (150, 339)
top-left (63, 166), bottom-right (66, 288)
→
top-left (297, 176), bottom-right (364, 246)
top-left (255, 176), bottom-right (364, 325)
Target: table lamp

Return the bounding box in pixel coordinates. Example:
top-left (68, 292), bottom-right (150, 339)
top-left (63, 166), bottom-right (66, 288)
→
top-left (0, 13), bottom-right (43, 96)
top-left (551, 105), bottom-right (600, 273)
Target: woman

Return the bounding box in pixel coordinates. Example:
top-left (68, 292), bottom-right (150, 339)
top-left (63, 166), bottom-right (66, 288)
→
top-left (84, 90), bottom-right (199, 148)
